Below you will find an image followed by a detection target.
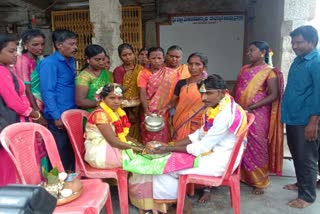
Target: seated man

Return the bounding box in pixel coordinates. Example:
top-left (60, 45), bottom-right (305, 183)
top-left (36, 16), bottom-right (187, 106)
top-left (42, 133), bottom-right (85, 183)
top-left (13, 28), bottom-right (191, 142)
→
top-left (124, 74), bottom-right (247, 213)
top-left (149, 74), bottom-right (247, 212)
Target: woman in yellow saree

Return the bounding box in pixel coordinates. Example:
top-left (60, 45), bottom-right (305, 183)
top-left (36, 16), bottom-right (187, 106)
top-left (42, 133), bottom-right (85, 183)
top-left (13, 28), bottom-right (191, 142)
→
top-left (234, 41), bottom-right (284, 194)
top-left (113, 43), bottom-right (144, 140)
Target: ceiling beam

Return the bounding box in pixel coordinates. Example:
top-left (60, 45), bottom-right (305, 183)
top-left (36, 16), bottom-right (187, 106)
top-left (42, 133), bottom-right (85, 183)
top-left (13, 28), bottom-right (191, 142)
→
top-left (4, 0), bottom-right (48, 11)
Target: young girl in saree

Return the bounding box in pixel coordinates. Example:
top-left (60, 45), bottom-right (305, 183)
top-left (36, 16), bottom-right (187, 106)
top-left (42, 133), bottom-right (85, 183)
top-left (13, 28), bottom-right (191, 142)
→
top-left (13, 29), bottom-right (47, 126)
top-left (75, 44), bottom-right (113, 112)
top-left (13, 29), bottom-right (49, 170)
top-left (84, 83), bottom-right (143, 168)
top-left (234, 41), bottom-right (284, 195)
top-left (113, 43), bottom-right (144, 140)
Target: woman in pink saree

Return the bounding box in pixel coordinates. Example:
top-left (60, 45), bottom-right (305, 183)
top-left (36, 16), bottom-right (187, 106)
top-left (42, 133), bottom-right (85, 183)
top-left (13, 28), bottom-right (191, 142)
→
top-left (234, 41), bottom-right (284, 194)
top-left (138, 47), bottom-right (180, 144)
top-left (13, 29), bottom-right (47, 123)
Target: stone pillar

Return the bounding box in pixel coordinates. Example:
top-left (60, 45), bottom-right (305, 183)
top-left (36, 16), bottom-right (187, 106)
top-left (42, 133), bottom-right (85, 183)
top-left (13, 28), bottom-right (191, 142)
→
top-left (280, 0), bottom-right (317, 82)
top-left (89, 0), bottom-right (123, 70)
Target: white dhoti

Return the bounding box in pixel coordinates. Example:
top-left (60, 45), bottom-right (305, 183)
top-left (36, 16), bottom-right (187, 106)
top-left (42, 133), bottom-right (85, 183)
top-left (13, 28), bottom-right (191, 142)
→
top-left (153, 146), bottom-right (243, 200)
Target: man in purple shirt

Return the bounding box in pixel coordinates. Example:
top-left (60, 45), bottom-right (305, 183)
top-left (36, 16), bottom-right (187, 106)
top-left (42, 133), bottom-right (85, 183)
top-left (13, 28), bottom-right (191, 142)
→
top-left (39, 29), bottom-right (78, 171)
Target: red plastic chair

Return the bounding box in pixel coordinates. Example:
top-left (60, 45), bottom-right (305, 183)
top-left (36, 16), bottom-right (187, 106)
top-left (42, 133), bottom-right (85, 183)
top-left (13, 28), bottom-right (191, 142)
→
top-left (61, 109), bottom-right (129, 214)
top-left (0, 122), bottom-right (113, 214)
top-left (176, 113), bottom-right (255, 214)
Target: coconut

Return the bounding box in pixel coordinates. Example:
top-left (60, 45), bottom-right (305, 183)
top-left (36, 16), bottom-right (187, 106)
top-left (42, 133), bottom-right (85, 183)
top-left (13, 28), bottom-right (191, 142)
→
top-left (58, 172), bottom-right (68, 181)
top-left (60, 188), bottom-right (73, 198)
top-left (63, 178), bottom-right (83, 192)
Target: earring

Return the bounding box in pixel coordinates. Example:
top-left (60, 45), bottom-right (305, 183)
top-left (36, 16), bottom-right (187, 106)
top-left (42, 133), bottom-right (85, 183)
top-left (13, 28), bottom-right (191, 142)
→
top-left (24, 47), bottom-right (28, 50)
top-left (261, 55), bottom-right (264, 58)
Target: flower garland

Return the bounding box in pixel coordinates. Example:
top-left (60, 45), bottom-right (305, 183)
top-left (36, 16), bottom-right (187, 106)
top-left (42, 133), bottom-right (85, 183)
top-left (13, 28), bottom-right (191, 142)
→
top-left (203, 94), bottom-right (231, 133)
top-left (99, 101), bottom-right (131, 142)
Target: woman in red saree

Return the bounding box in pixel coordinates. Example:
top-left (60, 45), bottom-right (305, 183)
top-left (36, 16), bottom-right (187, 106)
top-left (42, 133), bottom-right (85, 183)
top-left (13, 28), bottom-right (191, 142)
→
top-left (234, 41), bottom-right (284, 194)
top-left (138, 47), bottom-right (180, 144)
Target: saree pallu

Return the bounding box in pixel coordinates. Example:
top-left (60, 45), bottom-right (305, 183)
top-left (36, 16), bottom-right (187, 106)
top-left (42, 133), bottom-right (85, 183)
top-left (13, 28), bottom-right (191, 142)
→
top-left (140, 67), bottom-right (180, 144)
top-left (30, 60), bottom-right (44, 111)
top-left (75, 69), bottom-right (113, 112)
top-left (172, 82), bottom-right (205, 141)
top-left (176, 64), bottom-right (190, 80)
top-left (128, 174), bottom-right (168, 213)
top-left (234, 64), bottom-right (284, 188)
top-left (123, 64), bottom-right (143, 141)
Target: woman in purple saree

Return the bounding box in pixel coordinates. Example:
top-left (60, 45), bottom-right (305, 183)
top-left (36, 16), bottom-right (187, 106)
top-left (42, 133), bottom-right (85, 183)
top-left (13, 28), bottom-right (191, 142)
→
top-left (234, 41), bottom-right (284, 194)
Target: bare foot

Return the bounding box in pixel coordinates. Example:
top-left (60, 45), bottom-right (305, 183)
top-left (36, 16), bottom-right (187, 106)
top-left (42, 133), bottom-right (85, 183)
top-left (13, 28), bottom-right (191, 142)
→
top-left (283, 183), bottom-right (298, 191)
top-left (317, 180), bottom-right (320, 189)
top-left (287, 198), bottom-right (311, 208)
top-left (198, 188), bottom-right (211, 203)
top-left (252, 187), bottom-right (265, 195)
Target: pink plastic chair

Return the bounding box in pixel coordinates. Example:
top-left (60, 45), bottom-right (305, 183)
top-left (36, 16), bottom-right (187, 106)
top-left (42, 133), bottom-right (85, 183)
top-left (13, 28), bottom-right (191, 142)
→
top-left (0, 122), bottom-right (113, 214)
top-left (176, 113), bottom-right (255, 214)
top-left (61, 109), bottom-right (129, 214)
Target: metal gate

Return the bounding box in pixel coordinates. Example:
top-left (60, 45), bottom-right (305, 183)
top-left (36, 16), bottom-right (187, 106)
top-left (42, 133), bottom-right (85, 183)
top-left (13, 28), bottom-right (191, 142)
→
top-left (51, 6), bottom-right (142, 69)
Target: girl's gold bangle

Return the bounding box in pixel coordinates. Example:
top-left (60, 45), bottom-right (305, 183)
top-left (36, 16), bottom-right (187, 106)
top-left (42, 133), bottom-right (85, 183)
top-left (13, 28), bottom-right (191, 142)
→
top-left (31, 111), bottom-right (41, 121)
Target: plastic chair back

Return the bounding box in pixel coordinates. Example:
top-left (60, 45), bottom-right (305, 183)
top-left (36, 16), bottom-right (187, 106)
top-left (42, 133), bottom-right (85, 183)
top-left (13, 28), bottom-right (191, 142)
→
top-left (0, 122), bottom-right (114, 214)
top-left (61, 109), bottom-right (89, 175)
top-left (176, 113), bottom-right (255, 214)
top-left (220, 112), bottom-right (255, 182)
top-left (0, 123), bottom-right (64, 184)
top-left (62, 109), bottom-right (128, 214)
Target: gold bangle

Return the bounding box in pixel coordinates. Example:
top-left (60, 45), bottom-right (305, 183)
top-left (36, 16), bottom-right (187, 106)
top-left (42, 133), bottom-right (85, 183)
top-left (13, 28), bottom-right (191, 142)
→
top-left (31, 111), bottom-right (41, 121)
top-left (142, 148), bottom-right (147, 154)
top-left (168, 141), bottom-right (175, 146)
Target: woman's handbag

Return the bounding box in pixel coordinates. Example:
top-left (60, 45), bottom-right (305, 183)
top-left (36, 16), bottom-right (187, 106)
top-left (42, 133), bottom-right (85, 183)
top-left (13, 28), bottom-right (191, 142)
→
top-left (0, 66), bottom-right (20, 133)
top-left (0, 184), bottom-right (57, 214)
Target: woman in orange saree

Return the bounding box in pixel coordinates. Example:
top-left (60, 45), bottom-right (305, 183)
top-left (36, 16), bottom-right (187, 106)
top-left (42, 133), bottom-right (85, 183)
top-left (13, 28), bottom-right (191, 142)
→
top-left (234, 41), bottom-right (284, 194)
top-left (168, 52), bottom-right (207, 141)
top-left (138, 47), bottom-right (180, 144)
top-left (113, 43), bottom-right (144, 140)
top-left (165, 45), bottom-right (190, 80)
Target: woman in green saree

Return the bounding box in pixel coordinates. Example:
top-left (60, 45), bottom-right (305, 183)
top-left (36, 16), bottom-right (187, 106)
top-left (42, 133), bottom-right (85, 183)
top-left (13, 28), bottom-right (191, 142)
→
top-left (75, 44), bottom-right (113, 112)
